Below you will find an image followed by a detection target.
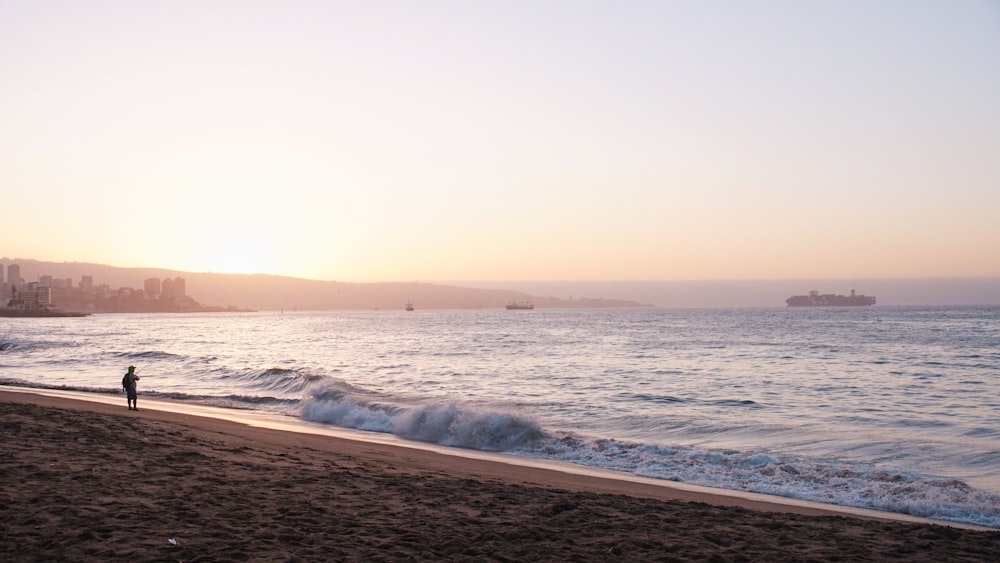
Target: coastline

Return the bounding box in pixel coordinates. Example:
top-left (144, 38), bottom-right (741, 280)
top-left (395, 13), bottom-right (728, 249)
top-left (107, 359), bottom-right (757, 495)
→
top-left (2, 389), bottom-right (997, 561)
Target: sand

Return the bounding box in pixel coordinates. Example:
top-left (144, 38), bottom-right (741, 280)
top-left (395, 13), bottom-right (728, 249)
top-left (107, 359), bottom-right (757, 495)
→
top-left (1, 390), bottom-right (997, 562)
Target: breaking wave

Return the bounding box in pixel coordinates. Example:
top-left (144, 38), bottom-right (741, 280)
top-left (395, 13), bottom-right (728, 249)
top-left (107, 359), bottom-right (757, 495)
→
top-left (298, 381), bottom-right (1000, 529)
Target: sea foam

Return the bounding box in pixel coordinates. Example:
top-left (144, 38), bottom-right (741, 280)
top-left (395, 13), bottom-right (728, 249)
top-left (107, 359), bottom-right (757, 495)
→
top-left (298, 385), bottom-right (1000, 529)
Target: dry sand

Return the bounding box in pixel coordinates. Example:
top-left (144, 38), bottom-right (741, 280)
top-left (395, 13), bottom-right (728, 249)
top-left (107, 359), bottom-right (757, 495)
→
top-left (1, 390), bottom-right (997, 561)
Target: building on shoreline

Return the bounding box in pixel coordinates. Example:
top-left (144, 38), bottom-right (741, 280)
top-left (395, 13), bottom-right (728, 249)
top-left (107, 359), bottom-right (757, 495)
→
top-left (1, 261), bottom-right (244, 313)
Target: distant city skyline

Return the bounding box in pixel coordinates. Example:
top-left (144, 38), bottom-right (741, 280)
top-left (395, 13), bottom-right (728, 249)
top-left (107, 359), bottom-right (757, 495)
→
top-left (3, 258), bottom-right (998, 309)
top-left (1, 258), bottom-right (207, 312)
top-left (2, 1), bottom-right (998, 282)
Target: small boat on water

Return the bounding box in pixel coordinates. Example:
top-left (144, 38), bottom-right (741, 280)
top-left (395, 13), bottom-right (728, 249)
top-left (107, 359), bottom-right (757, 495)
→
top-left (505, 301), bottom-right (534, 310)
top-left (405, 301), bottom-right (414, 311)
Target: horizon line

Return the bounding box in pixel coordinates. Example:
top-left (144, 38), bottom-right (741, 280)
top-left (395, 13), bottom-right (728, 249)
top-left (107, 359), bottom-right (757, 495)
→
top-left (4, 258), bottom-right (1000, 284)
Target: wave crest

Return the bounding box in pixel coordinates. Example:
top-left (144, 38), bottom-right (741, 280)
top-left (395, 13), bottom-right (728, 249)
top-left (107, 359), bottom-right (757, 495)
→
top-left (395, 403), bottom-right (545, 451)
top-left (300, 383), bottom-right (545, 451)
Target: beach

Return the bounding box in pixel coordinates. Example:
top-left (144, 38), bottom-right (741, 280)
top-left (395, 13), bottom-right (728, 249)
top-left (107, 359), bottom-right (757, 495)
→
top-left (1, 391), bottom-right (997, 562)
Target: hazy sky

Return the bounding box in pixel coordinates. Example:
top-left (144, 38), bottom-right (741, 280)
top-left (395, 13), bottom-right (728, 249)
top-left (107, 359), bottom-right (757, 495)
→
top-left (2, 1), bottom-right (998, 282)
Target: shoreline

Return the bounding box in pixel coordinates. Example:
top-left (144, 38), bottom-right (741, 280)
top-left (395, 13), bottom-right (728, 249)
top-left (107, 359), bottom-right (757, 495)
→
top-left (2, 389), bottom-right (998, 560)
top-left (1, 386), bottom-right (995, 529)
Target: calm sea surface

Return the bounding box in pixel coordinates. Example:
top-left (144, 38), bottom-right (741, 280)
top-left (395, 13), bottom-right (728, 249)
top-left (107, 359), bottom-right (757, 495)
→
top-left (2, 306), bottom-right (998, 528)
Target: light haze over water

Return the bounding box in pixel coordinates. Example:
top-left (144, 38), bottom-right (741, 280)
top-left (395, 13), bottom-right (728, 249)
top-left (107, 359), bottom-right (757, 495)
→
top-left (2, 305), bottom-right (999, 528)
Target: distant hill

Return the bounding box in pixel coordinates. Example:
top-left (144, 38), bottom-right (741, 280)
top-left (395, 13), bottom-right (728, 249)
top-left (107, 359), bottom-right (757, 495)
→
top-left (8, 259), bottom-right (996, 309)
top-left (459, 278), bottom-right (1000, 307)
top-left (1, 259), bottom-right (650, 311)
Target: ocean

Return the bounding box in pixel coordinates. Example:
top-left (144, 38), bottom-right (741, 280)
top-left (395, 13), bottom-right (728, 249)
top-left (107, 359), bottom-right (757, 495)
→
top-left (2, 306), bottom-right (998, 528)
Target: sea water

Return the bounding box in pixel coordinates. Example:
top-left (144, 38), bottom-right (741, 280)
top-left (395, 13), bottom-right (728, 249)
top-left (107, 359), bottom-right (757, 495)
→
top-left (2, 306), bottom-right (998, 528)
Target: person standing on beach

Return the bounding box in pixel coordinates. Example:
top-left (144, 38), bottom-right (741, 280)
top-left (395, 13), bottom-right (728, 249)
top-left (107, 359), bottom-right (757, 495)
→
top-left (122, 365), bottom-right (140, 411)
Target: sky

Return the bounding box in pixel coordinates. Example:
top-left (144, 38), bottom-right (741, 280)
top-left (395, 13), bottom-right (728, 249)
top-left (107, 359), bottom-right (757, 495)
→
top-left (2, 0), bottom-right (999, 283)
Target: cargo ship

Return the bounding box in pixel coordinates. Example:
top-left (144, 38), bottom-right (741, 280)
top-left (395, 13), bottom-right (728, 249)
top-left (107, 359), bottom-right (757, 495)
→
top-left (505, 301), bottom-right (535, 310)
top-left (786, 290), bottom-right (876, 307)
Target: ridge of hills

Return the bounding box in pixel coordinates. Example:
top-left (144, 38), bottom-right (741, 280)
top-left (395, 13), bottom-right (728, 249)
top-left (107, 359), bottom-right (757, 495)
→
top-left (4, 259), bottom-right (649, 311)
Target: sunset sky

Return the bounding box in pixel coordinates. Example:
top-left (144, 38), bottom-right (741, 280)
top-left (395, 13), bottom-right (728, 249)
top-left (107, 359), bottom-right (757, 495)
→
top-left (2, 1), bottom-right (998, 283)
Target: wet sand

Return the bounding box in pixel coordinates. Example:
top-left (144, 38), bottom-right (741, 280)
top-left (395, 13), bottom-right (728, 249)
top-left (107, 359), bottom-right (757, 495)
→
top-left (1, 390), bottom-right (997, 561)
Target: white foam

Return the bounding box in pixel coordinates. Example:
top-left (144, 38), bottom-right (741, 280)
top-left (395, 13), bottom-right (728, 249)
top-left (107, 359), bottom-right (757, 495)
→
top-left (294, 387), bottom-right (1000, 529)
top-left (6, 386), bottom-right (995, 531)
